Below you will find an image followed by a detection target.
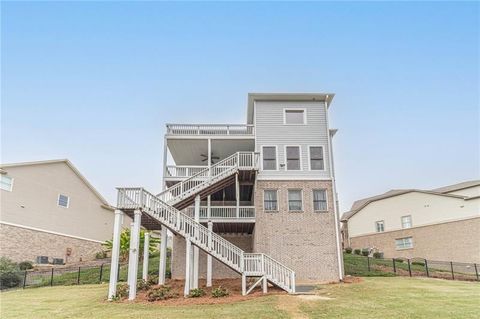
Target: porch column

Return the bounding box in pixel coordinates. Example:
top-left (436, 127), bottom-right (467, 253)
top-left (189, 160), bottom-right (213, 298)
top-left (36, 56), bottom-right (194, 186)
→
top-left (158, 226), bottom-right (168, 285)
top-left (206, 221), bottom-right (213, 287)
top-left (127, 210), bottom-right (141, 300)
top-left (241, 273), bottom-right (247, 296)
top-left (184, 238), bottom-right (192, 297)
top-left (107, 210), bottom-right (124, 300)
top-left (208, 138), bottom-right (212, 173)
top-left (142, 232), bottom-right (150, 281)
top-left (193, 195), bottom-right (200, 289)
top-left (236, 173), bottom-right (240, 218)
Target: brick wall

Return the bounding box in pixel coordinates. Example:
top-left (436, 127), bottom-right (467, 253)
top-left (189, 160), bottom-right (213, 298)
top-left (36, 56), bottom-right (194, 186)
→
top-left (254, 180), bottom-right (341, 283)
top-left (0, 223), bottom-right (103, 263)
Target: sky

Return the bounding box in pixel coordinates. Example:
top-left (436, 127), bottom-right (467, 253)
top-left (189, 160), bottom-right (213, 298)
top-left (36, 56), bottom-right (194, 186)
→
top-left (1, 1), bottom-right (479, 211)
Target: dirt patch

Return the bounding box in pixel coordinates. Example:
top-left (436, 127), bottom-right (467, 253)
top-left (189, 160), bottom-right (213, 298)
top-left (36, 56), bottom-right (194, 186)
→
top-left (296, 295), bottom-right (332, 301)
top-left (342, 276), bottom-right (363, 284)
top-left (128, 278), bottom-right (286, 305)
top-left (276, 295), bottom-right (309, 319)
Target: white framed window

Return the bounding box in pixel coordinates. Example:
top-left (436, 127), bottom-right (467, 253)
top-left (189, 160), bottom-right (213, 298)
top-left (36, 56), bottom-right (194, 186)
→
top-left (288, 189), bottom-right (303, 211)
top-left (0, 175), bottom-right (13, 192)
top-left (283, 108), bottom-right (306, 125)
top-left (313, 189), bottom-right (328, 211)
top-left (58, 194), bottom-right (70, 208)
top-left (401, 215), bottom-right (412, 229)
top-left (375, 220), bottom-right (385, 232)
top-left (309, 146), bottom-right (325, 170)
top-left (262, 146), bottom-right (278, 171)
top-left (263, 189), bottom-right (278, 211)
top-left (285, 146), bottom-right (301, 170)
top-left (395, 237), bottom-right (413, 250)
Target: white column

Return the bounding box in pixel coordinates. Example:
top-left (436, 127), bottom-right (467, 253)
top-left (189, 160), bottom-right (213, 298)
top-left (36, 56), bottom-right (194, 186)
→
top-left (158, 226), bottom-right (168, 285)
top-left (192, 195), bottom-right (200, 289)
top-left (127, 210), bottom-right (141, 300)
top-left (184, 238), bottom-right (192, 297)
top-left (241, 273), bottom-right (246, 296)
top-left (262, 276), bottom-right (267, 293)
top-left (107, 210), bottom-right (124, 300)
top-left (207, 138), bottom-right (212, 172)
top-left (206, 221), bottom-right (213, 287)
top-left (235, 173), bottom-right (240, 218)
top-left (142, 232), bottom-right (150, 281)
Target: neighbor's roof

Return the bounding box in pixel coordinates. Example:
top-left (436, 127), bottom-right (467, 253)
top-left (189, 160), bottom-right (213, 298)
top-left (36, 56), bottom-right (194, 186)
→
top-left (431, 180), bottom-right (480, 194)
top-left (247, 93), bottom-right (335, 124)
top-left (0, 159), bottom-right (111, 207)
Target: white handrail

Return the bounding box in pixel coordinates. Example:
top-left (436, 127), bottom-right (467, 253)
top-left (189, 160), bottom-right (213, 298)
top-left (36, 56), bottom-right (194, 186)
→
top-left (183, 206), bottom-right (255, 219)
top-left (166, 124), bottom-right (254, 136)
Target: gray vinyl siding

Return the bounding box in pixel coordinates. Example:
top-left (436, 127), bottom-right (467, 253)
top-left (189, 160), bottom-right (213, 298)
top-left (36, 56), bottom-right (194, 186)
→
top-left (254, 101), bottom-right (332, 179)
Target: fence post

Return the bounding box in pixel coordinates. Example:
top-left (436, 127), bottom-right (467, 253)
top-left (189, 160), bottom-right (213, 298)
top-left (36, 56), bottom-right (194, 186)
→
top-left (392, 258), bottom-right (396, 274)
top-left (118, 263), bottom-right (121, 281)
top-left (407, 259), bottom-right (412, 277)
top-left (474, 263), bottom-right (479, 282)
top-left (450, 262), bottom-right (454, 280)
top-left (99, 264), bottom-right (104, 283)
top-left (77, 267), bottom-right (81, 285)
top-left (367, 256), bottom-right (371, 272)
top-left (23, 271), bottom-right (28, 289)
top-left (425, 259), bottom-right (429, 277)
top-left (50, 268), bottom-right (54, 286)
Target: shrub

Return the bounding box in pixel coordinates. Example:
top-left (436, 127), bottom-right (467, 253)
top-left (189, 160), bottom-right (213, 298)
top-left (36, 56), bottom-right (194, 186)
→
top-left (147, 275), bottom-right (159, 286)
top-left (18, 261), bottom-right (33, 270)
top-left (354, 249), bottom-right (361, 255)
top-left (95, 251), bottom-right (107, 259)
top-left (147, 286), bottom-right (178, 301)
top-left (361, 249), bottom-right (369, 257)
top-left (189, 288), bottom-right (206, 298)
top-left (345, 247), bottom-right (352, 254)
top-left (412, 261), bottom-right (425, 266)
top-left (0, 257), bottom-right (21, 289)
top-left (115, 283), bottom-right (129, 299)
top-left (373, 252), bottom-right (382, 259)
top-left (137, 279), bottom-right (151, 291)
top-left (211, 286), bottom-right (229, 298)
top-left (394, 258), bottom-right (404, 263)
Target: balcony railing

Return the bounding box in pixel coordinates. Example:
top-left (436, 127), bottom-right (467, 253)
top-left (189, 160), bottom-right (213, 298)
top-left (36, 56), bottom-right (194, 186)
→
top-left (165, 165), bottom-right (207, 178)
top-left (166, 124), bottom-right (254, 136)
top-left (183, 206), bottom-right (255, 220)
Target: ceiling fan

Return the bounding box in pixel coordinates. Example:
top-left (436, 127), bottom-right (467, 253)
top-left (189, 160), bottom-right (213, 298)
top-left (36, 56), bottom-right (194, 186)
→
top-left (201, 154), bottom-right (220, 164)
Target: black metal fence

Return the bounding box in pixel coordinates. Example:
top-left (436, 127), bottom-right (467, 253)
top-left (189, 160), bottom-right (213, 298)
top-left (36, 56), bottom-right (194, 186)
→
top-left (344, 254), bottom-right (479, 282)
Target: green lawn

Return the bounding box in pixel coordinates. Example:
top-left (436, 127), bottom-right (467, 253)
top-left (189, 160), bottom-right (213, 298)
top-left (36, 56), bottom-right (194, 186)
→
top-left (2, 277), bottom-right (479, 319)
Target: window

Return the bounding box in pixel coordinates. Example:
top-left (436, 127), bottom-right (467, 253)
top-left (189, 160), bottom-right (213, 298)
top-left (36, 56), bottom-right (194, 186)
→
top-left (375, 220), bottom-right (385, 232)
top-left (264, 190), bottom-right (278, 211)
top-left (313, 189), bottom-right (328, 211)
top-left (395, 237), bottom-right (413, 250)
top-left (309, 146), bottom-right (324, 170)
top-left (58, 194), bottom-right (70, 208)
top-left (284, 109), bottom-right (305, 124)
top-left (285, 146), bottom-right (301, 170)
top-left (288, 189), bottom-right (303, 211)
top-left (262, 146), bottom-right (277, 170)
top-left (401, 215), bottom-right (412, 229)
top-left (0, 175), bottom-right (13, 191)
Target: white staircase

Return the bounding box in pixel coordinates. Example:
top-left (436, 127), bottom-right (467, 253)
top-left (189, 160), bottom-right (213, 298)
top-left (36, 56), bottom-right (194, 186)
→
top-left (117, 152), bottom-right (296, 294)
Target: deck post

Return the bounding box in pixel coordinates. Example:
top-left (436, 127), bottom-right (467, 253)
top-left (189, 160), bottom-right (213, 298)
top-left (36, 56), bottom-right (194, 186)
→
top-left (235, 173), bottom-right (240, 218)
top-left (262, 276), bottom-right (268, 294)
top-left (241, 273), bottom-right (247, 296)
top-left (193, 195), bottom-right (200, 289)
top-left (184, 238), bottom-right (192, 297)
top-left (207, 221), bottom-right (213, 287)
top-left (127, 210), bottom-right (141, 300)
top-left (158, 226), bottom-right (168, 285)
top-left (142, 232), bottom-right (150, 281)
top-left (108, 210), bottom-right (124, 300)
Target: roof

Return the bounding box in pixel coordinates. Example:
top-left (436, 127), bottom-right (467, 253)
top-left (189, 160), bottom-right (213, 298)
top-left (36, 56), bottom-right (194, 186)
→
top-left (247, 93), bottom-right (335, 124)
top-left (0, 159), bottom-right (111, 207)
top-left (431, 180), bottom-right (480, 194)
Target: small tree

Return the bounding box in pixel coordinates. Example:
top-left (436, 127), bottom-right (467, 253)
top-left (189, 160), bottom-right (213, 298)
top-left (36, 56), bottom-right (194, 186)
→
top-left (0, 257), bottom-right (21, 289)
top-left (103, 229), bottom-right (160, 262)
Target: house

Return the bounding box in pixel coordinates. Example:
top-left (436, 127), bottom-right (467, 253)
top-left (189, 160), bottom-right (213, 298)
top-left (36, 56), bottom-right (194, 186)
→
top-left (341, 181), bottom-right (480, 263)
top-left (0, 159), bottom-right (128, 264)
top-left (109, 93), bottom-right (344, 300)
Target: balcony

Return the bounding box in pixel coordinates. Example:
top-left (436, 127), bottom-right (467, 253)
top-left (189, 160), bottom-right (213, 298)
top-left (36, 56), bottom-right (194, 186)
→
top-left (166, 124), bottom-right (254, 137)
top-left (183, 206), bottom-right (255, 222)
top-left (165, 165), bottom-right (207, 179)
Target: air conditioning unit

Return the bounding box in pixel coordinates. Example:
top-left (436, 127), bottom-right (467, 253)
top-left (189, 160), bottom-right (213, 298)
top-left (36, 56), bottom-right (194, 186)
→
top-left (36, 256), bottom-right (49, 264)
top-left (52, 258), bottom-right (64, 265)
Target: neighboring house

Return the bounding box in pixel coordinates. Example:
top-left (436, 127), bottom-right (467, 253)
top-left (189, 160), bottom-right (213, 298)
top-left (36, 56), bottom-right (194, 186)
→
top-left (341, 181), bottom-right (480, 263)
top-left (0, 159), bottom-right (128, 263)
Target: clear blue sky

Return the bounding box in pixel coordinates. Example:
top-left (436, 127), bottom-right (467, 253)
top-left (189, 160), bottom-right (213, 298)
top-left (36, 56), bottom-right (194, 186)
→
top-left (2, 2), bottom-right (479, 211)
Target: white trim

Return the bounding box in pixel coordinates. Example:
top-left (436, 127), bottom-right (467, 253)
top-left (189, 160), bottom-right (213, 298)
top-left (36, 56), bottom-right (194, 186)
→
top-left (401, 215), bottom-right (412, 229)
top-left (0, 221), bottom-right (104, 243)
top-left (261, 145), bottom-right (279, 171)
top-left (312, 188), bottom-right (329, 212)
top-left (263, 189), bottom-right (279, 212)
top-left (287, 188), bottom-right (303, 212)
top-left (283, 108), bottom-right (307, 125)
top-left (284, 145), bottom-right (302, 171)
top-left (307, 145), bottom-right (326, 171)
top-left (375, 220), bottom-right (385, 232)
top-left (395, 236), bottom-right (413, 250)
top-left (0, 175), bottom-right (14, 192)
top-left (57, 193), bottom-right (70, 208)
top-left (256, 176), bottom-right (333, 181)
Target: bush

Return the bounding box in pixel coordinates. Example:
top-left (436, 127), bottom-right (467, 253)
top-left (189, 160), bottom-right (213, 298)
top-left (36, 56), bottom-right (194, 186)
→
top-left (147, 286), bottom-right (178, 301)
top-left (345, 247), bottom-right (352, 254)
top-left (115, 283), bottom-right (129, 299)
top-left (211, 286), bottom-right (229, 298)
top-left (354, 249), bottom-right (361, 255)
top-left (412, 261), bottom-right (425, 266)
top-left (0, 257), bottom-right (21, 289)
top-left (95, 251), bottom-right (107, 259)
top-left (137, 279), bottom-right (151, 291)
top-left (189, 288), bottom-right (206, 298)
top-left (361, 249), bottom-right (369, 257)
top-left (18, 261), bottom-right (33, 270)
top-left (373, 252), bottom-right (382, 259)
top-left (147, 275), bottom-right (159, 286)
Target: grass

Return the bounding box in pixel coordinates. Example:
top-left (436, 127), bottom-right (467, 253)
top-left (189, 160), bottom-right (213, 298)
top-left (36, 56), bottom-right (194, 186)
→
top-left (2, 277), bottom-right (479, 318)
